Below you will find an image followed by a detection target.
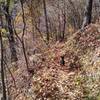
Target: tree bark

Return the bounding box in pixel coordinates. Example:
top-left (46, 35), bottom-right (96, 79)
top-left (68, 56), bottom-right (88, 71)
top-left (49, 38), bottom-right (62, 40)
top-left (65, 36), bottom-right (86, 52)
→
top-left (82, 0), bottom-right (93, 29)
top-left (43, 0), bottom-right (49, 42)
top-left (5, 0), bottom-right (18, 62)
top-left (0, 30), bottom-right (7, 100)
top-left (20, 0), bottom-right (29, 71)
top-left (62, 0), bottom-right (66, 41)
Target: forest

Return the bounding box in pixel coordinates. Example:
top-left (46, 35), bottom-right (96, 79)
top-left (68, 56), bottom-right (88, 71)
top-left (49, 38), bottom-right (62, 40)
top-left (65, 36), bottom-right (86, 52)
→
top-left (0, 0), bottom-right (100, 100)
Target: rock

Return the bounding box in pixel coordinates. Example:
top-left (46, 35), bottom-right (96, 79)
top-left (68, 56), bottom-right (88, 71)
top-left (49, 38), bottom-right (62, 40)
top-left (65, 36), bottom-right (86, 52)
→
top-left (29, 54), bottom-right (42, 65)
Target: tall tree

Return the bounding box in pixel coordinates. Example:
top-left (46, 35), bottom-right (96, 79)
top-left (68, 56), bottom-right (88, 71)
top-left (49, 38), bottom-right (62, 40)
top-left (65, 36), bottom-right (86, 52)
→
top-left (0, 26), bottom-right (7, 100)
top-left (13, 0), bottom-right (30, 73)
top-left (26, 0), bottom-right (41, 41)
top-left (4, 0), bottom-right (18, 62)
top-left (20, 0), bottom-right (29, 72)
top-left (57, 0), bottom-right (62, 41)
top-left (43, 0), bottom-right (49, 42)
top-left (62, 0), bottom-right (66, 41)
top-left (0, 4), bottom-right (7, 99)
top-left (82, 0), bottom-right (93, 29)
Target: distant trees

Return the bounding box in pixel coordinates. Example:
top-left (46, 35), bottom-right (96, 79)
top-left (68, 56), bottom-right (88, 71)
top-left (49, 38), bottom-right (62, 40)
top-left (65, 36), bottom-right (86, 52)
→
top-left (26, 0), bottom-right (99, 42)
top-left (82, 0), bottom-right (93, 29)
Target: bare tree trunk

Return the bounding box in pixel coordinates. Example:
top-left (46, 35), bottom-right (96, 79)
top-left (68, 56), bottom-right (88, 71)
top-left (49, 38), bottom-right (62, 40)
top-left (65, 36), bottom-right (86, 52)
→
top-left (4, 0), bottom-right (18, 62)
top-left (68, 0), bottom-right (79, 29)
top-left (0, 6), bottom-right (7, 98)
top-left (0, 30), bottom-right (7, 100)
top-left (57, 0), bottom-right (62, 41)
top-left (82, 0), bottom-right (93, 29)
top-left (43, 0), bottom-right (49, 42)
top-left (62, 12), bottom-right (66, 40)
top-left (20, 0), bottom-right (29, 71)
top-left (62, 0), bottom-right (66, 41)
top-left (26, 0), bottom-right (35, 40)
top-left (58, 13), bottom-right (61, 41)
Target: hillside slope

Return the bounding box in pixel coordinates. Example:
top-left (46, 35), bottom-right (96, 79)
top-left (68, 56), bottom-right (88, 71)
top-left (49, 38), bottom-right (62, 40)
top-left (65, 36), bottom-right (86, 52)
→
top-left (8, 22), bottom-right (100, 100)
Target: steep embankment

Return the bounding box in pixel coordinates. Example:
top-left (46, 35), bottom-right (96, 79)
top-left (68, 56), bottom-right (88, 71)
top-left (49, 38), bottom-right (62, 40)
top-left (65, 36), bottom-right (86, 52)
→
top-left (28, 23), bottom-right (100, 100)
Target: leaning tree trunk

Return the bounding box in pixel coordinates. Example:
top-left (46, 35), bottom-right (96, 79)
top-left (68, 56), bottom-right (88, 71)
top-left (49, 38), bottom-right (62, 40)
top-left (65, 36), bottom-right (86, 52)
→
top-left (82, 0), bottom-right (93, 29)
top-left (5, 0), bottom-right (18, 62)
